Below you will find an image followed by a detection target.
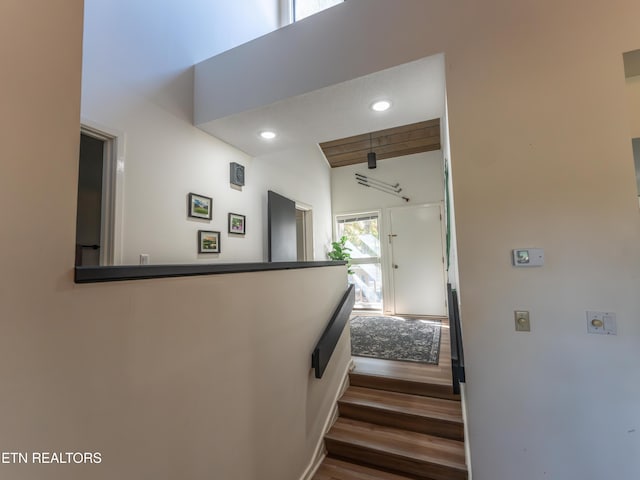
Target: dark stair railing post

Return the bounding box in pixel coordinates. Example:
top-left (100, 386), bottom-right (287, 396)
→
top-left (75, 244), bottom-right (100, 267)
top-left (448, 283), bottom-right (466, 394)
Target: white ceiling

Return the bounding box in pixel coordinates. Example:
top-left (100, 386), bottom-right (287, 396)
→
top-left (196, 53), bottom-right (446, 158)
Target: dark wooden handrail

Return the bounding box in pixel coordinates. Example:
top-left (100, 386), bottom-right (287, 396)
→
top-left (75, 261), bottom-right (345, 283)
top-left (311, 284), bottom-right (355, 379)
top-left (448, 283), bottom-right (466, 394)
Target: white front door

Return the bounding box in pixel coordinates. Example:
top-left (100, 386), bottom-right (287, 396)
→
top-left (389, 204), bottom-right (446, 316)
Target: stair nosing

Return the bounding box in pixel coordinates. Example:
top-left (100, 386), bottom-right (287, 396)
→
top-left (350, 371), bottom-right (452, 387)
top-left (326, 418), bottom-right (467, 471)
top-left (339, 387), bottom-right (463, 424)
top-left (339, 401), bottom-right (464, 427)
top-left (317, 457), bottom-right (416, 480)
top-left (326, 436), bottom-right (467, 472)
top-left (349, 372), bottom-right (460, 400)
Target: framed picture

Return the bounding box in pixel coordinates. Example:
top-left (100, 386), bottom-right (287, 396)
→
top-left (228, 213), bottom-right (246, 235)
top-left (198, 230), bottom-right (220, 253)
top-left (188, 193), bottom-right (213, 220)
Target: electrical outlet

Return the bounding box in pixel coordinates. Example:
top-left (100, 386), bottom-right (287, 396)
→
top-left (139, 254), bottom-right (150, 265)
top-left (587, 311), bottom-right (617, 335)
top-left (515, 310), bottom-right (530, 332)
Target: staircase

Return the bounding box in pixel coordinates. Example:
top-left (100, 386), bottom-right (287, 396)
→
top-left (312, 357), bottom-right (467, 480)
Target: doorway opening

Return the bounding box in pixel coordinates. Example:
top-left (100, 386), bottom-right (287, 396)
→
top-left (75, 127), bottom-right (117, 266)
top-left (336, 212), bottom-right (383, 310)
top-left (296, 204), bottom-right (313, 261)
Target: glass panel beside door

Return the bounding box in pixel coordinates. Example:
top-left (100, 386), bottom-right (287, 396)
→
top-left (336, 213), bottom-right (383, 310)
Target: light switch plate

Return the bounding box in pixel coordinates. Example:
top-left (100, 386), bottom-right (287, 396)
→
top-left (587, 311), bottom-right (617, 335)
top-left (515, 310), bottom-right (530, 332)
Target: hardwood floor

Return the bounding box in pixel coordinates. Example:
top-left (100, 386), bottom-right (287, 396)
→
top-left (312, 314), bottom-right (468, 480)
top-left (350, 316), bottom-right (457, 400)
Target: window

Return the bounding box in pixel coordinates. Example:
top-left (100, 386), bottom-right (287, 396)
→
top-left (336, 213), bottom-right (383, 310)
top-left (295, 0), bottom-right (343, 21)
top-left (281, 0), bottom-right (343, 24)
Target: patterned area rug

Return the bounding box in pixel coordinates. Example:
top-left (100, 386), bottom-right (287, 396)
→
top-left (350, 316), bottom-right (441, 365)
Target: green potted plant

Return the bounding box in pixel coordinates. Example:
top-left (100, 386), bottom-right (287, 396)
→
top-left (328, 235), bottom-right (354, 274)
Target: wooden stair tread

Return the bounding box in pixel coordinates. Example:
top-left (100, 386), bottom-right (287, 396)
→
top-left (326, 418), bottom-right (467, 471)
top-left (352, 358), bottom-right (451, 386)
top-left (313, 457), bottom-right (414, 480)
top-left (340, 386), bottom-right (463, 423)
top-left (349, 371), bottom-right (459, 400)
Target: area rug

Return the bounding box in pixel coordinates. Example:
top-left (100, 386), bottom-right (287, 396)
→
top-left (350, 316), bottom-right (441, 365)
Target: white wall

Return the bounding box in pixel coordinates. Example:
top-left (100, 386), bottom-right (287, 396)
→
top-left (194, 0), bottom-right (640, 478)
top-left (331, 151), bottom-right (444, 214)
top-left (253, 144), bottom-right (333, 260)
top-left (2, 4), bottom-right (352, 480)
top-left (82, 0), bottom-right (281, 264)
top-left (5, 1), bottom-right (640, 479)
top-left (442, 95), bottom-right (460, 290)
top-left (331, 151), bottom-right (445, 313)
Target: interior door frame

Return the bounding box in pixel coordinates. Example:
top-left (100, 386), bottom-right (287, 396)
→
top-left (80, 119), bottom-right (125, 265)
top-left (295, 201), bottom-right (314, 260)
top-left (383, 202), bottom-right (448, 316)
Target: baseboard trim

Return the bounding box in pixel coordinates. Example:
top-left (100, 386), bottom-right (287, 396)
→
top-left (299, 358), bottom-right (354, 480)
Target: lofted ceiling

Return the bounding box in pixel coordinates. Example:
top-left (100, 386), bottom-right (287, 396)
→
top-left (196, 54), bottom-right (446, 159)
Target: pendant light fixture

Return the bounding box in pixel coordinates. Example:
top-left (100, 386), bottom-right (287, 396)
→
top-left (367, 132), bottom-right (377, 169)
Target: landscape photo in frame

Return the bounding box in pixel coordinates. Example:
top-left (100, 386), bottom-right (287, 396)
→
top-left (198, 230), bottom-right (220, 253)
top-left (188, 193), bottom-right (212, 220)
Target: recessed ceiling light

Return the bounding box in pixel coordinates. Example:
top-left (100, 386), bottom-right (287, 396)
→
top-left (260, 130), bottom-right (276, 140)
top-left (371, 100), bottom-right (391, 112)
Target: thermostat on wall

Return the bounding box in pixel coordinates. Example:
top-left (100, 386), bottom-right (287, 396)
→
top-left (512, 248), bottom-right (544, 267)
top-left (230, 162), bottom-right (245, 186)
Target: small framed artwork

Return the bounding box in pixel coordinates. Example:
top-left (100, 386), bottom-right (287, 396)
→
top-left (188, 193), bottom-right (213, 220)
top-left (198, 230), bottom-right (220, 253)
top-left (228, 213), bottom-right (246, 235)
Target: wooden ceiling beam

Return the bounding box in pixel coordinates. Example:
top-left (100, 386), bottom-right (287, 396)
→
top-left (325, 136), bottom-right (441, 165)
top-left (329, 143), bottom-right (441, 168)
top-left (320, 118), bottom-right (441, 168)
top-left (321, 126), bottom-right (440, 156)
top-left (319, 119), bottom-right (440, 149)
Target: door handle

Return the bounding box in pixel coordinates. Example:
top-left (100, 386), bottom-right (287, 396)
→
top-left (394, 264), bottom-right (399, 269)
